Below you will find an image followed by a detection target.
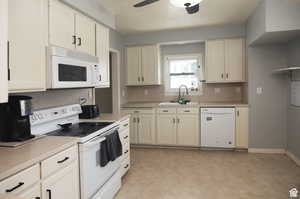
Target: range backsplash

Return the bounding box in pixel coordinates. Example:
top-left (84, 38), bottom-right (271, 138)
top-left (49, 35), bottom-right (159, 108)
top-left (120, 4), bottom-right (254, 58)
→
top-left (126, 83), bottom-right (247, 103)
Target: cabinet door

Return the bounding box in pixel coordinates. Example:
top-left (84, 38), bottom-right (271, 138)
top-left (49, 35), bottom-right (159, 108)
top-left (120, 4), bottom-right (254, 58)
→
top-left (205, 40), bottom-right (225, 83)
top-left (127, 47), bottom-right (141, 85)
top-left (225, 39), bottom-right (245, 82)
top-left (138, 114), bottom-right (155, 145)
top-left (18, 184), bottom-right (41, 199)
top-left (0, 0), bottom-right (8, 102)
top-left (236, 107), bottom-right (249, 148)
top-left (156, 115), bottom-right (177, 145)
top-left (96, 23), bottom-right (110, 87)
top-left (42, 162), bottom-right (79, 199)
top-left (141, 45), bottom-right (160, 85)
top-left (8, 0), bottom-right (47, 92)
top-left (130, 115), bottom-right (139, 144)
top-left (75, 14), bottom-right (96, 55)
top-left (49, 0), bottom-right (75, 50)
top-left (177, 115), bottom-right (199, 146)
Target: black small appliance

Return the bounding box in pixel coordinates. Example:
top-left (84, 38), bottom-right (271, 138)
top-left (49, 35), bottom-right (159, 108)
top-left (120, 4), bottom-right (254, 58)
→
top-left (79, 105), bottom-right (100, 119)
top-left (0, 96), bottom-right (35, 142)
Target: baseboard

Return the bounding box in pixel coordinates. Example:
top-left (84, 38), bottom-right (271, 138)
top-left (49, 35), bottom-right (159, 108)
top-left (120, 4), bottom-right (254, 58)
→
top-left (286, 150), bottom-right (300, 167)
top-left (248, 148), bottom-right (286, 154)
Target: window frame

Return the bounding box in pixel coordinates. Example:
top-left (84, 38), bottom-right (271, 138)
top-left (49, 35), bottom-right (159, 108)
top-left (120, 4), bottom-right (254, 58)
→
top-left (164, 54), bottom-right (204, 96)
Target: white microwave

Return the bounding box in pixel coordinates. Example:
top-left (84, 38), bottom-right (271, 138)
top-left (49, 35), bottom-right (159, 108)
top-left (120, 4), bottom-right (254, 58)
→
top-left (47, 47), bottom-right (101, 89)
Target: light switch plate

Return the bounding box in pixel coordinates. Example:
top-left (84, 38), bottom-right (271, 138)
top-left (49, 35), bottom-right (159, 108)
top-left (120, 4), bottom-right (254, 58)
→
top-left (256, 87), bottom-right (263, 95)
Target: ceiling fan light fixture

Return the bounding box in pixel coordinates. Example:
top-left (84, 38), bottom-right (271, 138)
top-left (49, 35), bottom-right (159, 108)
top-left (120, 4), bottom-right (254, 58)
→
top-left (170, 0), bottom-right (202, 8)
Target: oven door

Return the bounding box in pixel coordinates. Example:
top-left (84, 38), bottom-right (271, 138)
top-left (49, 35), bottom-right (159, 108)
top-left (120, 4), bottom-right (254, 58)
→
top-left (51, 56), bottom-right (93, 88)
top-left (79, 133), bottom-right (121, 199)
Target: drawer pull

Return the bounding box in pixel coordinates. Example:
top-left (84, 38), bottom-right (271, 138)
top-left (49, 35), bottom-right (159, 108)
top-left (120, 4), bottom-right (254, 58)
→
top-left (35, 197), bottom-right (41, 199)
top-left (6, 182), bottom-right (24, 193)
top-left (57, 157), bottom-right (69, 164)
top-left (47, 189), bottom-right (52, 199)
top-left (124, 135), bottom-right (129, 139)
top-left (124, 164), bottom-right (129, 169)
top-left (162, 110), bottom-right (168, 112)
top-left (184, 110), bottom-right (190, 112)
top-left (123, 123), bottom-right (129, 127)
top-left (124, 150), bottom-right (129, 154)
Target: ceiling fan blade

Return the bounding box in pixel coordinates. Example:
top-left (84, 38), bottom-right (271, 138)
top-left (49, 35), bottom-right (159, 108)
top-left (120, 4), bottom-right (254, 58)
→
top-left (134, 0), bottom-right (160, 7)
top-left (185, 3), bottom-right (199, 14)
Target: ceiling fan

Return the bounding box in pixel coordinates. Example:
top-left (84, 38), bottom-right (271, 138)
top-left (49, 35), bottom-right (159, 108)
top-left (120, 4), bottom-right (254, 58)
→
top-left (133, 0), bottom-right (202, 14)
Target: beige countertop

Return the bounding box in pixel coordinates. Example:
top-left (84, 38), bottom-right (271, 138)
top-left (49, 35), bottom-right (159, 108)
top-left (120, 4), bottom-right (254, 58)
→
top-left (0, 136), bottom-right (78, 181)
top-left (122, 102), bottom-right (249, 108)
top-left (80, 113), bottom-right (131, 123)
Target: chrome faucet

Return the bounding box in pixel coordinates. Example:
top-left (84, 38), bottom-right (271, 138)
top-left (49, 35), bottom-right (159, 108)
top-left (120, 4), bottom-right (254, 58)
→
top-left (178, 85), bottom-right (189, 103)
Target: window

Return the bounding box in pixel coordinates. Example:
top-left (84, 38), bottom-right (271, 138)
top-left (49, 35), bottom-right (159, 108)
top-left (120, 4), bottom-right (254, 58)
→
top-left (164, 54), bottom-right (203, 95)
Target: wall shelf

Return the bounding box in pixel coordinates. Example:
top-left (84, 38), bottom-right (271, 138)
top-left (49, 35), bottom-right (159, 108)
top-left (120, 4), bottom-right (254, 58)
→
top-left (272, 66), bottom-right (300, 74)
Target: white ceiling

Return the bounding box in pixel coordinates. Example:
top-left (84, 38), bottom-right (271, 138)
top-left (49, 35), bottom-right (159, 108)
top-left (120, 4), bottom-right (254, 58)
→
top-left (98, 0), bottom-right (261, 34)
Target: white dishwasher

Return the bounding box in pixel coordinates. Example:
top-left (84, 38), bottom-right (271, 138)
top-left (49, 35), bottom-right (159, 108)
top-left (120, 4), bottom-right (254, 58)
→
top-left (201, 108), bottom-right (235, 148)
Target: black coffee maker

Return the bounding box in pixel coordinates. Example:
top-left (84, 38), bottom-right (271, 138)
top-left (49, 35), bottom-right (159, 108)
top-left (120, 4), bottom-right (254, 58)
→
top-left (0, 96), bottom-right (35, 142)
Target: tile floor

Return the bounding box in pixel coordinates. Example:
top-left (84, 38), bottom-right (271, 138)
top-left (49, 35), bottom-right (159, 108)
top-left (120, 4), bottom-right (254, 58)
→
top-left (115, 148), bottom-right (300, 199)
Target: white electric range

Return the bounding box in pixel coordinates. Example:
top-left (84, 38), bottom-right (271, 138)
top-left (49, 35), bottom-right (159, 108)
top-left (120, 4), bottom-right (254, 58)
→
top-left (30, 104), bottom-right (122, 199)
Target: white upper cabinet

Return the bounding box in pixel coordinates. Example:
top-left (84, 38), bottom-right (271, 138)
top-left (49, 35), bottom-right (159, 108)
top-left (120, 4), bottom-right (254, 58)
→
top-left (126, 45), bottom-right (161, 86)
top-left (225, 39), bottom-right (245, 82)
top-left (75, 14), bottom-right (96, 55)
top-left (49, 0), bottom-right (75, 50)
top-left (49, 0), bottom-right (96, 56)
top-left (0, 0), bottom-right (8, 103)
top-left (127, 47), bottom-right (141, 85)
top-left (205, 38), bottom-right (245, 83)
top-left (205, 40), bottom-right (225, 82)
top-left (96, 23), bottom-right (110, 87)
top-left (8, 0), bottom-right (47, 92)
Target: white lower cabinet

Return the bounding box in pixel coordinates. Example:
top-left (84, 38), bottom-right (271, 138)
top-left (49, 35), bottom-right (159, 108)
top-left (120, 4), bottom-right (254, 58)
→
top-left (42, 162), bottom-right (79, 199)
top-left (122, 109), bottom-right (156, 145)
top-left (235, 107), bottom-right (249, 149)
top-left (156, 108), bottom-right (200, 147)
top-left (177, 114), bottom-right (199, 146)
top-left (0, 0), bottom-right (8, 103)
top-left (18, 184), bottom-right (41, 199)
top-left (156, 114), bottom-right (177, 145)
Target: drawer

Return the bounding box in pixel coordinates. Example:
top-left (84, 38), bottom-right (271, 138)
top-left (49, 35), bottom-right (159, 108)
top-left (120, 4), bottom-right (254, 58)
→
top-left (119, 118), bottom-right (130, 132)
top-left (0, 164), bottom-right (40, 195)
top-left (41, 145), bottom-right (77, 178)
top-left (122, 141), bottom-right (130, 158)
top-left (18, 183), bottom-right (41, 198)
top-left (177, 108), bottom-right (199, 114)
top-left (120, 128), bottom-right (129, 143)
top-left (122, 108), bottom-right (155, 114)
top-left (120, 158), bottom-right (130, 177)
top-left (156, 108), bottom-right (176, 114)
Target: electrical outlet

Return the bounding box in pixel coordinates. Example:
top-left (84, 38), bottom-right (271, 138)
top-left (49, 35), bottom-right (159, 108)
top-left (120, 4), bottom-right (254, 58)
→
top-left (122, 90), bottom-right (126, 97)
top-left (214, 88), bottom-right (221, 94)
top-left (144, 89), bottom-right (149, 96)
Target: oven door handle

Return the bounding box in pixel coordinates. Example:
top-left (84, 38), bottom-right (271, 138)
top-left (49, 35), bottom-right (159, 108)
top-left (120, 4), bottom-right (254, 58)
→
top-left (84, 137), bottom-right (106, 148)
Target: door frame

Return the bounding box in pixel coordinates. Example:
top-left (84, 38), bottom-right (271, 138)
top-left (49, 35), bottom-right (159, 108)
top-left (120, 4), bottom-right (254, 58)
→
top-left (109, 48), bottom-right (121, 114)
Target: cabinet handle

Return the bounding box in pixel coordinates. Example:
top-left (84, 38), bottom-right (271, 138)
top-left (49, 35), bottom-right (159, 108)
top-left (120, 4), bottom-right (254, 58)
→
top-left (226, 73), bottom-right (229, 79)
top-left (138, 77), bottom-right (141, 82)
top-left (78, 37), bottom-right (82, 46)
top-left (173, 118), bottom-right (176, 123)
top-left (123, 123), bottom-right (129, 127)
top-left (124, 150), bottom-right (129, 154)
top-left (124, 135), bottom-right (129, 139)
top-left (6, 182), bottom-right (24, 193)
top-left (124, 164), bottom-right (129, 169)
top-left (99, 75), bottom-right (102, 81)
top-left (137, 118), bottom-right (140, 123)
top-left (133, 118), bottom-right (136, 123)
top-left (72, 35), bottom-right (76, 45)
top-left (142, 77), bottom-right (144, 82)
top-left (163, 110), bottom-right (168, 112)
top-left (237, 110), bottom-right (240, 117)
top-left (221, 74), bottom-right (224, 79)
top-left (184, 110), bottom-right (190, 112)
top-left (177, 118), bottom-right (180, 123)
top-left (35, 197), bottom-right (41, 199)
top-left (57, 157), bottom-right (69, 164)
top-left (7, 41), bottom-right (10, 81)
top-left (47, 189), bottom-right (52, 199)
